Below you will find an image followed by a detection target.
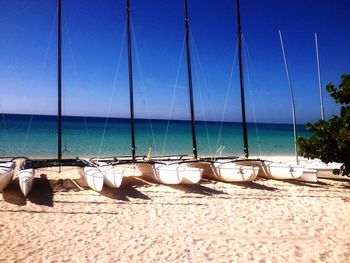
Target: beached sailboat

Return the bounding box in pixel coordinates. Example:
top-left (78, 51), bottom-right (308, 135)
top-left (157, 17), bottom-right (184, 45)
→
top-left (242, 31), bottom-right (307, 181)
top-left (132, 0), bottom-right (202, 185)
top-left (182, 0), bottom-right (259, 182)
top-left (90, 0), bottom-right (202, 185)
top-left (142, 0), bottom-right (206, 184)
top-left (14, 0), bottom-right (104, 195)
top-left (295, 34), bottom-right (343, 181)
top-left (0, 160), bottom-right (16, 192)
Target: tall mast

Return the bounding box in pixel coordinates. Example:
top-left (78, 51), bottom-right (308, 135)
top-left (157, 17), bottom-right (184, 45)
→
top-left (315, 33), bottom-right (325, 120)
top-left (57, 0), bottom-right (62, 163)
top-left (236, 0), bottom-right (249, 158)
top-left (184, 0), bottom-right (197, 159)
top-left (126, 0), bottom-right (136, 161)
top-left (279, 30), bottom-right (298, 164)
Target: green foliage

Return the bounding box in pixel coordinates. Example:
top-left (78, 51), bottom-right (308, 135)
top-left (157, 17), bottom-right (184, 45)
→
top-left (297, 74), bottom-right (350, 176)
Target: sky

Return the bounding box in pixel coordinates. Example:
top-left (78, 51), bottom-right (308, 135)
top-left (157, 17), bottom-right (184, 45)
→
top-left (0, 0), bottom-right (349, 124)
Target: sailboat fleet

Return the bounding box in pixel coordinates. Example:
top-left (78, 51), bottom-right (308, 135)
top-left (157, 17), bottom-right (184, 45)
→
top-left (0, 0), bottom-right (346, 196)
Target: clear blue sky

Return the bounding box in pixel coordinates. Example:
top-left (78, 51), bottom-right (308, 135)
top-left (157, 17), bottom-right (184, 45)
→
top-left (0, 0), bottom-right (349, 124)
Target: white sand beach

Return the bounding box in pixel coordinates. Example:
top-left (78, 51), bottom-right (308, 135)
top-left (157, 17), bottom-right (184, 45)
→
top-left (0, 157), bottom-right (350, 262)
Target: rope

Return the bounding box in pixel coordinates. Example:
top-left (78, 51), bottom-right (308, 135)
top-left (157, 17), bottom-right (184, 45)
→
top-left (22, 8), bottom-right (57, 155)
top-left (63, 11), bottom-right (93, 156)
top-left (215, 41), bottom-right (239, 151)
top-left (97, 23), bottom-right (127, 159)
top-left (242, 35), bottom-right (262, 157)
top-left (161, 31), bottom-right (186, 155)
top-left (0, 100), bottom-right (11, 155)
top-left (83, 116), bottom-right (91, 153)
top-left (189, 27), bottom-right (213, 156)
top-left (130, 16), bottom-right (158, 156)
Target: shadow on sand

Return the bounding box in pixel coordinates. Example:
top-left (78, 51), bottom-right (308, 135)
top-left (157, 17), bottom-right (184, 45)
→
top-left (99, 176), bottom-right (151, 201)
top-left (27, 174), bottom-right (54, 207)
top-left (231, 181), bottom-right (279, 191)
top-left (2, 178), bottom-right (27, 206)
top-left (3, 174), bottom-right (55, 207)
top-left (168, 182), bottom-right (227, 196)
top-left (280, 179), bottom-right (331, 188)
top-left (50, 177), bottom-right (86, 192)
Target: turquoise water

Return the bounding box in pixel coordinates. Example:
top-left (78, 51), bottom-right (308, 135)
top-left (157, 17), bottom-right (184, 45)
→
top-left (0, 114), bottom-right (310, 158)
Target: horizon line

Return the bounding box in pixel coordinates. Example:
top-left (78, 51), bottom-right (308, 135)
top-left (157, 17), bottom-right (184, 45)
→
top-left (2, 112), bottom-right (309, 126)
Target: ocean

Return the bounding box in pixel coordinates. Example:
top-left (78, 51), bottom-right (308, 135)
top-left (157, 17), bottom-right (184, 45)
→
top-left (0, 114), bottom-right (310, 158)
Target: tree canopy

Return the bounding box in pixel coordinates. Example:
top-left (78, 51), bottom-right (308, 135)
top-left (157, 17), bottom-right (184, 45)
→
top-left (297, 74), bottom-right (350, 176)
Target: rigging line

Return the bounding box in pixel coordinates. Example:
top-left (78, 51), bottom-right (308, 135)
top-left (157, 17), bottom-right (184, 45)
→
top-left (215, 41), bottom-right (239, 151)
top-left (22, 115), bottom-right (33, 152)
top-left (63, 12), bottom-right (92, 155)
top-left (130, 16), bottom-right (158, 156)
top-left (0, 99), bottom-right (10, 147)
top-left (161, 31), bottom-right (186, 155)
top-left (189, 28), bottom-right (213, 156)
top-left (97, 22), bottom-right (127, 159)
top-left (242, 35), bottom-right (262, 157)
top-left (83, 116), bottom-right (91, 153)
top-left (189, 27), bottom-right (221, 128)
top-left (23, 8), bottom-right (57, 153)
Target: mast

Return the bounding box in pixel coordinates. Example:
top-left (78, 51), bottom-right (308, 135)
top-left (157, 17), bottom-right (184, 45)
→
top-left (57, 0), bottom-right (62, 163)
top-left (315, 33), bottom-right (325, 120)
top-left (126, 0), bottom-right (136, 161)
top-left (278, 30), bottom-right (298, 164)
top-left (184, 0), bottom-right (198, 159)
top-left (236, 0), bottom-right (249, 158)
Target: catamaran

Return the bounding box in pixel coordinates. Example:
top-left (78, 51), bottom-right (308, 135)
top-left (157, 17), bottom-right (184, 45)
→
top-left (178, 0), bottom-right (258, 182)
top-left (295, 33), bottom-right (343, 181)
top-left (90, 0), bottom-right (202, 185)
top-left (14, 0), bottom-right (104, 195)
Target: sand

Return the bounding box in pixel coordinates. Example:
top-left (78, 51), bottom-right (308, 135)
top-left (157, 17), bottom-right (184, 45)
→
top-left (1, 157), bottom-right (350, 262)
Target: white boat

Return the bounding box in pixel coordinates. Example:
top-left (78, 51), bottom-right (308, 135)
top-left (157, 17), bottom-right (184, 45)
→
top-left (135, 162), bottom-right (176, 184)
top-left (0, 161), bottom-right (16, 192)
top-left (261, 162), bottom-right (304, 180)
top-left (16, 168), bottom-right (35, 196)
top-left (296, 168), bottom-right (318, 183)
top-left (83, 166), bottom-right (104, 191)
top-left (302, 161), bottom-right (343, 179)
top-left (179, 163), bottom-right (203, 184)
top-left (97, 162), bottom-right (124, 188)
top-left (188, 160), bottom-right (259, 182)
top-left (136, 159), bottom-right (203, 185)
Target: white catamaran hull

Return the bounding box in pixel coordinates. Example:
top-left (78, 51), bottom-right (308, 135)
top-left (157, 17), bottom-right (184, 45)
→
top-left (17, 168), bottom-right (35, 196)
top-left (137, 163), bottom-right (187, 185)
top-left (296, 168), bottom-right (318, 183)
top-left (83, 167), bottom-right (104, 191)
top-left (215, 162), bottom-right (259, 182)
top-left (0, 161), bottom-right (16, 192)
top-left (98, 163), bottom-right (124, 188)
top-left (188, 161), bottom-right (258, 182)
top-left (302, 161), bottom-right (343, 179)
top-left (179, 164), bottom-right (203, 184)
top-left (261, 163), bottom-right (303, 180)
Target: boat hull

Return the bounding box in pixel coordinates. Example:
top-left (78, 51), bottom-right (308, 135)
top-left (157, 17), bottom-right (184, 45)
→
top-left (303, 162), bottom-right (343, 179)
top-left (261, 163), bottom-right (303, 180)
top-left (0, 161), bottom-right (16, 192)
top-left (83, 167), bottom-right (104, 191)
top-left (17, 168), bottom-right (35, 196)
top-left (179, 164), bottom-right (202, 184)
top-left (296, 169), bottom-right (318, 183)
top-left (188, 161), bottom-right (258, 182)
top-left (136, 163), bottom-right (184, 184)
top-left (98, 163), bottom-right (124, 188)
